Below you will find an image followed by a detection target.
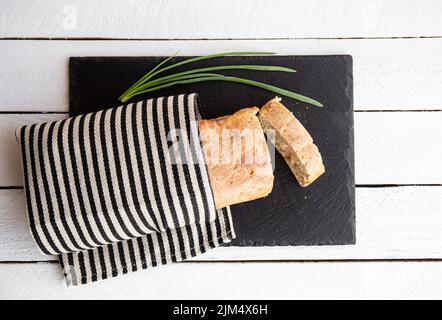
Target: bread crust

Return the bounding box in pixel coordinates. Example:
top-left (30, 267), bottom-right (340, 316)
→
top-left (199, 107), bottom-right (274, 208)
top-left (258, 97), bottom-right (325, 187)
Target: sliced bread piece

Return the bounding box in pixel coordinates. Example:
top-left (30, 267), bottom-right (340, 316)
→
top-left (258, 97), bottom-right (325, 187)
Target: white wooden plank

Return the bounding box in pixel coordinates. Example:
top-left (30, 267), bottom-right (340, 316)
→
top-left (0, 190), bottom-right (46, 261)
top-left (354, 112), bottom-right (442, 184)
top-left (1, 112), bottom-right (441, 186)
top-left (202, 186), bottom-right (442, 261)
top-left (2, 262), bottom-right (442, 299)
top-left (2, 39), bottom-right (442, 112)
top-left (2, 186), bottom-right (442, 262)
top-left (1, 0), bottom-right (442, 39)
top-left (0, 113), bottom-right (65, 186)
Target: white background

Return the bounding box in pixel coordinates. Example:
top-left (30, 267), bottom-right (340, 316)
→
top-left (1, 0), bottom-right (442, 299)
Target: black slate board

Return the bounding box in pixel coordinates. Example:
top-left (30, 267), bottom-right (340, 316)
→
top-left (69, 55), bottom-right (355, 246)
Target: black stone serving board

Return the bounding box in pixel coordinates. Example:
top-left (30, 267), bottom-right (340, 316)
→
top-left (69, 55), bottom-right (355, 247)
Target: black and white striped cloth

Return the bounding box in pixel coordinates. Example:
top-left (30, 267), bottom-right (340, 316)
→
top-left (17, 93), bottom-right (235, 286)
top-left (60, 207), bottom-right (233, 286)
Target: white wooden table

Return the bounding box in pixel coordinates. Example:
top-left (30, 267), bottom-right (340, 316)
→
top-left (1, 0), bottom-right (442, 299)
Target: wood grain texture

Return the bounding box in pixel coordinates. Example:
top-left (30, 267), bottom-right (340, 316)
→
top-left (2, 39), bottom-right (442, 112)
top-left (355, 112), bottom-right (442, 184)
top-left (2, 261), bottom-right (442, 299)
top-left (2, 186), bottom-right (442, 262)
top-left (0, 113), bottom-right (65, 186)
top-left (1, 0), bottom-right (441, 299)
top-left (1, 112), bottom-right (441, 187)
top-left (1, 0), bottom-right (442, 39)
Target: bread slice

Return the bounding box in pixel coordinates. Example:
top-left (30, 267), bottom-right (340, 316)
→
top-left (199, 107), bottom-right (274, 208)
top-left (258, 97), bottom-right (325, 187)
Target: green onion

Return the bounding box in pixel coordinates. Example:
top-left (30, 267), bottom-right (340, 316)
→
top-left (140, 51), bottom-right (275, 81)
top-left (133, 65), bottom-right (296, 92)
top-left (121, 74), bottom-right (323, 107)
top-left (118, 51), bottom-right (323, 107)
top-left (120, 51), bottom-right (274, 99)
top-left (118, 50), bottom-right (180, 100)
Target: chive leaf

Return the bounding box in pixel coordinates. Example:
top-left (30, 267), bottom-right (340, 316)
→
top-left (121, 74), bottom-right (323, 107)
top-left (118, 51), bottom-right (323, 107)
top-left (122, 51), bottom-right (275, 98)
top-left (132, 65), bottom-right (296, 92)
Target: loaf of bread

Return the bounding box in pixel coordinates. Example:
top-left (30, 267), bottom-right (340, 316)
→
top-left (199, 107), bottom-right (274, 208)
top-left (258, 97), bottom-right (325, 187)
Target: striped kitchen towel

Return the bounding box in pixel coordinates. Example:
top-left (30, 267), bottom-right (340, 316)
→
top-left (17, 93), bottom-right (235, 286)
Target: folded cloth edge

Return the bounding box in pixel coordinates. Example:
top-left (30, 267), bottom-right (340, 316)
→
top-left (60, 206), bottom-right (235, 286)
